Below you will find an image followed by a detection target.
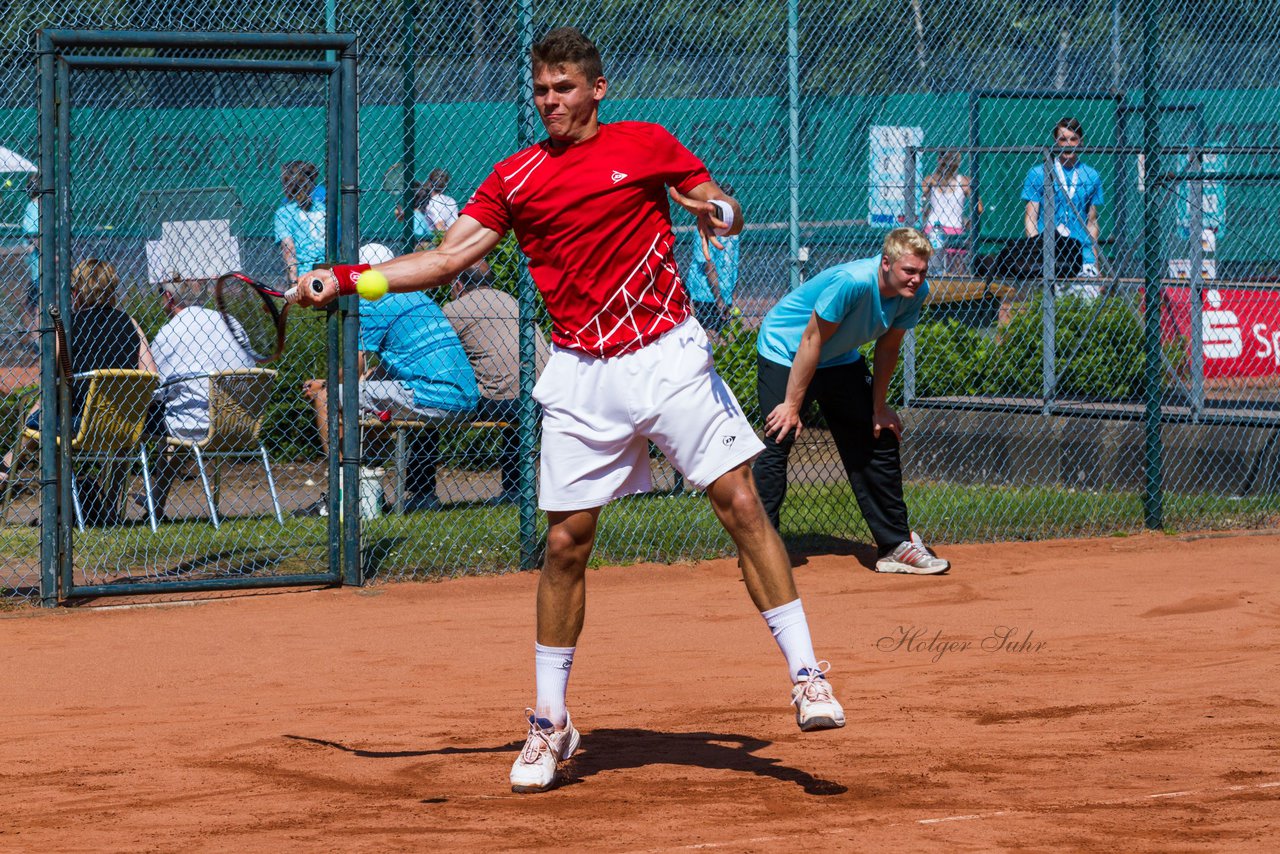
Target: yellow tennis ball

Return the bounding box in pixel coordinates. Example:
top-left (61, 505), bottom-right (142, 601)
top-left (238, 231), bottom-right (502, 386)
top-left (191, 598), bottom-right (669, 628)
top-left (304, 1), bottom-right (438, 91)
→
top-left (357, 268), bottom-right (389, 300)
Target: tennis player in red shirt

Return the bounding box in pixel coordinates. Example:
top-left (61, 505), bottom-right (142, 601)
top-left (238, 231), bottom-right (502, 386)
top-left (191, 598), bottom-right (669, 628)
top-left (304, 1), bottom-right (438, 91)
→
top-left (301, 26), bottom-right (844, 794)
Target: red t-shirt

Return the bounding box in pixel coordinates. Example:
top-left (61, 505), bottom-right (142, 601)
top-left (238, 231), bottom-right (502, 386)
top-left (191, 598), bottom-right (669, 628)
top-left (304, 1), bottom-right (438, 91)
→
top-left (463, 121), bottom-right (711, 358)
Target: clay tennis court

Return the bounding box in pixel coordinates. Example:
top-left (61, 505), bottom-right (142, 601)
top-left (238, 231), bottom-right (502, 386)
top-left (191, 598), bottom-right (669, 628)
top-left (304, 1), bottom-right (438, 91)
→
top-left (3, 530), bottom-right (1278, 851)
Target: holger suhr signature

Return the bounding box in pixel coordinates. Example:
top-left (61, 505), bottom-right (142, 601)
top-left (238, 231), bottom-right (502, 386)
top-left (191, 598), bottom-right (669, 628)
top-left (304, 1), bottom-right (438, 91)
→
top-left (876, 626), bottom-right (1047, 663)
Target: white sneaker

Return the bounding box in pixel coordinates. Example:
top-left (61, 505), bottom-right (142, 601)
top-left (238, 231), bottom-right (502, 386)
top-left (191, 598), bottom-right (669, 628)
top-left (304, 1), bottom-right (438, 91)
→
top-left (875, 536), bottom-right (950, 575)
top-left (790, 662), bottom-right (846, 732)
top-left (509, 709), bottom-right (580, 793)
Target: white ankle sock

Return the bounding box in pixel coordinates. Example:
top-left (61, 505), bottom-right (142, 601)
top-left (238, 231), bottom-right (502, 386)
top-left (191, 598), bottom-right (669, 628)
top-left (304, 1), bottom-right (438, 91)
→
top-left (534, 642), bottom-right (574, 727)
top-left (761, 598), bottom-right (819, 682)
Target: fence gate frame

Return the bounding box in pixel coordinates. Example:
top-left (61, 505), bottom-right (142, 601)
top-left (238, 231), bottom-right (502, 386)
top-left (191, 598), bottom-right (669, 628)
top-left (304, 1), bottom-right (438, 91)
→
top-left (37, 29), bottom-right (361, 604)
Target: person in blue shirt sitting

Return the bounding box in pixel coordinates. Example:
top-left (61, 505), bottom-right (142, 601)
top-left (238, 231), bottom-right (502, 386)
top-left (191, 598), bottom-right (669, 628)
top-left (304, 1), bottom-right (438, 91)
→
top-left (753, 227), bottom-right (950, 575)
top-left (1021, 117), bottom-right (1105, 282)
top-left (684, 181), bottom-right (740, 334)
top-left (300, 244), bottom-right (479, 513)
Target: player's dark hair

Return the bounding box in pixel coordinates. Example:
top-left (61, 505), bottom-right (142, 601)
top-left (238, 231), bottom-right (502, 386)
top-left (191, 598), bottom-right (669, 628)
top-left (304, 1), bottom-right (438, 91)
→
top-left (281, 160), bottom-right (318, 210)
top-left (531, 26), bottom-right (604, 81)
top-left (26, 173), bottom-right (39, 198)
top-left (1054, 117), bottom-right (1084, 140)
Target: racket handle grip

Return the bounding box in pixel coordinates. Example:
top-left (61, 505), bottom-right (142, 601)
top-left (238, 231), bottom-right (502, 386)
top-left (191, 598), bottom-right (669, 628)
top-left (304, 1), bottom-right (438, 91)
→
top-left (283, 278), bottom-right (327, 304)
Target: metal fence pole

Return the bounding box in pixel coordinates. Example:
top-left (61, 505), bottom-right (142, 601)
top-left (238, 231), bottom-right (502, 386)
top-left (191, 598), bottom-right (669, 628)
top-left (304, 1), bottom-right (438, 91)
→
top-left (1140, 0), bottom-right (1165, 529)
top-left (1041, 148), bottom-right (1057, 413)
top-left (399, 0), bottom-right (417, 255)
top-left (325, 71), bottom-right (344, 574)
top-left (902, 145), bottom-right (917, 405)
top-left (55, 55), bottom-right (73, 599)
top-left (37, 34), bottom-right (57, 606)
top-left (340, 44), bottom-right (362, 585)
top-left (516, 0), bottom-right (539, 570)
top-left (1187, 154), bottom-right (1205, 420)
top-left (786, 0), bottom-right (801, 292)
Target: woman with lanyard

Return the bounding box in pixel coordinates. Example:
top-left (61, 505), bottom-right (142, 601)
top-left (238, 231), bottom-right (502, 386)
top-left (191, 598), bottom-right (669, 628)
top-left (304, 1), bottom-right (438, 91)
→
top-left (1021, 117), bottom-right (1105, 280)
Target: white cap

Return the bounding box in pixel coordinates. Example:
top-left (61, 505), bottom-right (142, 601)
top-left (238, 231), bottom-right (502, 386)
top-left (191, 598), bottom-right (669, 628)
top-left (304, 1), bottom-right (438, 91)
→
top-left (359, 242), bottom-right (395, 265)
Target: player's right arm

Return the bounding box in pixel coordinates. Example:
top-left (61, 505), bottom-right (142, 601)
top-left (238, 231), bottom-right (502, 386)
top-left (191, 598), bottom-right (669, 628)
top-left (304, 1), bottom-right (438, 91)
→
top-left (764, 312), bottom-right (838, 442)
top-left (297, 216), bottom-right (502, 307)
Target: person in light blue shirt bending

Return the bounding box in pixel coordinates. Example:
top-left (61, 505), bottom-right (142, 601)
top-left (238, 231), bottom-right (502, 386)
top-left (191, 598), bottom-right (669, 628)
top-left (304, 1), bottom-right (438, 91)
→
top-left (684, 181), bottom-right (740, 333)
top-left (1021, 117), bottom-right (1104, 278)
top-left (273, 160), bottom-right (326, 280)
top-left (753, 227), bottom-right (950, 575)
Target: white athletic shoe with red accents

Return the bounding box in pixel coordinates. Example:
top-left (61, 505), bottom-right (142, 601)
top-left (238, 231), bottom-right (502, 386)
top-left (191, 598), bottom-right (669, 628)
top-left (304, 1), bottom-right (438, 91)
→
top-left (875, 535), bottom-right (950, 575)
top-left (791, 662), bottom-right (846, 732)
top-left (510, 709), bottom-right (580, 793)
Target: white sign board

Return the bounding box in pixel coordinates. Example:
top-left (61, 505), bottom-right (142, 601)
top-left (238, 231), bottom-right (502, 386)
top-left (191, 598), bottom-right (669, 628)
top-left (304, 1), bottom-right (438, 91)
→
top-left (146, 219), bottom-right (241, 284)
top-left (868, 125), bottom-right (924, 228)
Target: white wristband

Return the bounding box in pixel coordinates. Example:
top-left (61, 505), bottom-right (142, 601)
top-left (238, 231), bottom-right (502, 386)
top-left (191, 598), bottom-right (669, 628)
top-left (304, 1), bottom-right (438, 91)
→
top-left (709, 198), bottom-right (735, 236)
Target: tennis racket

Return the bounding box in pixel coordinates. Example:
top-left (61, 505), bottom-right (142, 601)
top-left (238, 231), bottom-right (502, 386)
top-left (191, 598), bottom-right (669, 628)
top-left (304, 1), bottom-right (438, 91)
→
top-left (215, 272), bottom-right (326, 365)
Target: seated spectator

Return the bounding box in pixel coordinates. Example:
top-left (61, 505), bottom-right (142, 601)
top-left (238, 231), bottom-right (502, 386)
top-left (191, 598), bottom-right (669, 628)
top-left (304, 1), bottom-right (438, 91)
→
top-left (1, 259), bottom-right (157, 522)
top-left (300, 243), bottom-right (479, 513)
top-left (395, 168), bottom-right (460, 252)
top-left (683, 181), bottom-right (740, 334)
top-left (1022, 116), bottom-right (1104, 285)
top-left (443, 261), bottom-right (550, 502)
top-left (141, 277), bottom-right (256, 517)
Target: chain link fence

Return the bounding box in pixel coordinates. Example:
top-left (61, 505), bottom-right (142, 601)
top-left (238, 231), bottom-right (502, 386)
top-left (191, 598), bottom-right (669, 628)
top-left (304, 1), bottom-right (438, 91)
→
top-left (3, 2), bottom-right (1279, 604)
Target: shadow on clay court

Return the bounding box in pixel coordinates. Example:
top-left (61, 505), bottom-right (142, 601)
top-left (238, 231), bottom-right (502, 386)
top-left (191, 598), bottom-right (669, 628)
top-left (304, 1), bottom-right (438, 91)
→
top-left (564, 729), bottom-right (846, 796)
top-left (787, 535), bottom-right (879, 572)
top-left (286, 730), bottom-right (846, 796)
top-left (285, 734), bottom-right (525, 758)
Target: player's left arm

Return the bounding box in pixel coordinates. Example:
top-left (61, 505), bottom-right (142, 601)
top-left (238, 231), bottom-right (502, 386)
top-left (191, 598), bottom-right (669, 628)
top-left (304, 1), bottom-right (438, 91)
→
top-left (1086, 203), bottom-right (1100, 243)
top-left (871, 328), bottom-right (907, 440)
top-left (669, 181), bottom-right (743, 263)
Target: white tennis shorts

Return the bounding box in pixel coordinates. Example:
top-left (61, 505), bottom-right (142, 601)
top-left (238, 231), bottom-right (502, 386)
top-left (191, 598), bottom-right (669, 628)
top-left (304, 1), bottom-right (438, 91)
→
top-left (533, 317), bottom-right (764, 511)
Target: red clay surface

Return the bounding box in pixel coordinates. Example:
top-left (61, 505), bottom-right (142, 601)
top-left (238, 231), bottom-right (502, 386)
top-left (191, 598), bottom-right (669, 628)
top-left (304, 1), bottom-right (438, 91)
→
top-left (3, 531), bottom-right (1279, 852)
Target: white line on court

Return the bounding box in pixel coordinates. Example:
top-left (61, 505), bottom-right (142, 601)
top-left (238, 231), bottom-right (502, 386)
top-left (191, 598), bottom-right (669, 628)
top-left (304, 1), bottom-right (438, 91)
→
top-left (915, 778), bottom-right (1280, 826)
top-left (617, 779), bottom-right (1280, 850)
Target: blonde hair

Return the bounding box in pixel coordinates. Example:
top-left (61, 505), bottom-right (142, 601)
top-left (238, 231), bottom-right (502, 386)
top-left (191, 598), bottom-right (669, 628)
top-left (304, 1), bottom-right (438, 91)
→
top-left (72, 258), bottom-right (120, 307)
top-left (882, 227), bottom-right (933, 264)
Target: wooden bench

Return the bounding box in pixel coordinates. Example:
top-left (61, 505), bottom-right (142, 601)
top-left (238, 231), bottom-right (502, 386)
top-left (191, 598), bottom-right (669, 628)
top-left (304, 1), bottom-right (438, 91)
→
top-left (359, 417), bottom-right (511, 513)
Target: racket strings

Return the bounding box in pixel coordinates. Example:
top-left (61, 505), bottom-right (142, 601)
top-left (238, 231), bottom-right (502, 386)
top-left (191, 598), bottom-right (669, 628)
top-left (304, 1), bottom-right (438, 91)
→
top-left (217, 275), bottom-right (286, 364)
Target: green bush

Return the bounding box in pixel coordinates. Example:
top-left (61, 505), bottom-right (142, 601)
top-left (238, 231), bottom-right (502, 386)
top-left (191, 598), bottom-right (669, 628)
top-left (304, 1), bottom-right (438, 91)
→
top-left (712, 320), bottom-right (760, 422)
top-left (985, 295), bottom-right (1144, 400)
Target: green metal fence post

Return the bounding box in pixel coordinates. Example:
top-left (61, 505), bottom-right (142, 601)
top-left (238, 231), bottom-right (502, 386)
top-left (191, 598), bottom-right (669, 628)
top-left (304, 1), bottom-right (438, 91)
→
top-left (1140, 0), bottom-right (1165, 529)
top-left (340, 44), bottom-right (362, 585)
top-left (36, 33), bottom-right (57, 606)
top-left (786, 0), bottom-right (801, 292)
top-left (399, 0), bottom-right (417, 255)
top-left (54, 55), bottom-right (72, 600)
top-left (516, 0), bottom-right (539, 570)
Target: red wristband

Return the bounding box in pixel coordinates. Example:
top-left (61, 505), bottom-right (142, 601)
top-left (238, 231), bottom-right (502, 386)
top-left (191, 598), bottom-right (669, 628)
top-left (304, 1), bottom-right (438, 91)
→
top-left (331, 264), bottom-right (371, 296)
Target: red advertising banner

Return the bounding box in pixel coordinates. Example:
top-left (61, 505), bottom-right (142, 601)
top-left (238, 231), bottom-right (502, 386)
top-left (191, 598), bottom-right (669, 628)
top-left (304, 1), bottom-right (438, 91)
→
top-left (1162, 285), bottom-right (1280, 379)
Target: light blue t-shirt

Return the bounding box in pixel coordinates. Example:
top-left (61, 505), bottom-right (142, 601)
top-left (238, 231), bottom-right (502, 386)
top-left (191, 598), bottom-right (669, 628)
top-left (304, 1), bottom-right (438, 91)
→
top-left (359, 291), bottom-right (479, 412)
top-left (21, 198), bottom-right (38, 286)
top-left (757, 256), bottom-right (929, 369)
top-left (1021, 160), bottom-right (1104, 265)
top-left (272, 201), bottom-right (326, 275)
top-left (684, 234), bottom-right (740, 305)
